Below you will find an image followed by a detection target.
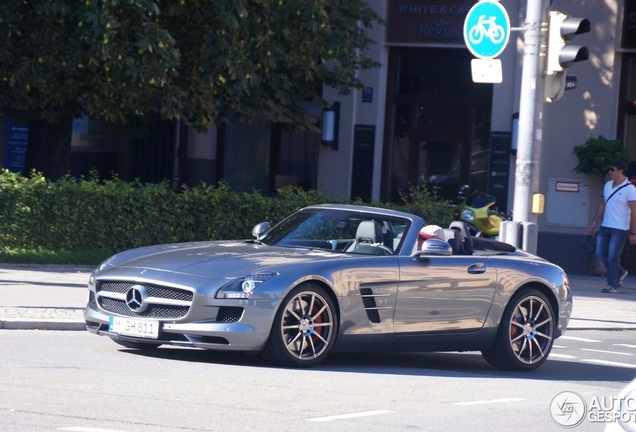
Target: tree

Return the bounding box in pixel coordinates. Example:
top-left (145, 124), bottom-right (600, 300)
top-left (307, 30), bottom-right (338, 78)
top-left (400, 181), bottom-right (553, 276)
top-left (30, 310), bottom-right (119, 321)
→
top-left (0, 0), bottom-right (382, 179)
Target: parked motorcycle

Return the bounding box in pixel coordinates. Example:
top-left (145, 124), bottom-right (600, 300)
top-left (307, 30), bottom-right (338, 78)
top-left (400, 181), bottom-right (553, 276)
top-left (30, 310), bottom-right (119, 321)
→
top-left (454, 185), bottom-right (510, 239)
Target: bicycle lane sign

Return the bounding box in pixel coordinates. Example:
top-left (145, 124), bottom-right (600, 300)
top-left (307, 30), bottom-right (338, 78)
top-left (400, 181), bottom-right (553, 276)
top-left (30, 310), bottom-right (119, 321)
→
top-left (463, 0), bottom-right (510, 59)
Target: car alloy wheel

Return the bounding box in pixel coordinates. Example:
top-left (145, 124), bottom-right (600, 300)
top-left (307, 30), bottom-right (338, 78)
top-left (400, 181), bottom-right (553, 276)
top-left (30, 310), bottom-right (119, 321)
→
top-left (264, 284), bottom-right (337, 367)
top-left (482, 288), bottom-right (554, 371)
top-left (508, 294), bottom-right (554, 365)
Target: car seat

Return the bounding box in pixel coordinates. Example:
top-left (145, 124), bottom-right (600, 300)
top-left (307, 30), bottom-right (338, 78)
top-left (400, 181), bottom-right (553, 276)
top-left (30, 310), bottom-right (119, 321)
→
top-left (441, 228), bottom-right (465, 255)
top-left (449, 221), bottom-right (474, 255)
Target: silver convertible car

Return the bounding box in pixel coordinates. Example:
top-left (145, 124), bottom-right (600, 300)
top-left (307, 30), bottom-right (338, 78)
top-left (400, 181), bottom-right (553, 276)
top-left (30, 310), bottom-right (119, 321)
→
top-left (85, 204), bottom-right (572, 371)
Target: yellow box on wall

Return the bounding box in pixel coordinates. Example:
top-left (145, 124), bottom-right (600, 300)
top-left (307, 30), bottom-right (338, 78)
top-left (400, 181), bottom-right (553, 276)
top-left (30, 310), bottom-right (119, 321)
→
top-left (532, 193), bottom-right (545, 214)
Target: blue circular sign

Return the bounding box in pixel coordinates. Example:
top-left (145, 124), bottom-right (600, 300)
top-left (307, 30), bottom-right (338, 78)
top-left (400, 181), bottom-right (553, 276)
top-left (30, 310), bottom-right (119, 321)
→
top-left (463, 1), bottom-right (510, 59)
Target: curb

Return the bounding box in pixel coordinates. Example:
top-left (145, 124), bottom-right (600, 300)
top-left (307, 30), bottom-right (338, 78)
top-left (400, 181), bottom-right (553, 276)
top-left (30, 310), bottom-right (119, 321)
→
top-left (0, 320), bottom-right (85, 330)
top-left (0, 307), bottom-right (85, 331)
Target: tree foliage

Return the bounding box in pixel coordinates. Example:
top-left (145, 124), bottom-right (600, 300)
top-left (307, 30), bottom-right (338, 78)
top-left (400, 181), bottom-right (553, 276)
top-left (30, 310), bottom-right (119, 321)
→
top-left (0, 0), bottom-right (382, 129)
top-left (0, 0), bottom-right (382, 178)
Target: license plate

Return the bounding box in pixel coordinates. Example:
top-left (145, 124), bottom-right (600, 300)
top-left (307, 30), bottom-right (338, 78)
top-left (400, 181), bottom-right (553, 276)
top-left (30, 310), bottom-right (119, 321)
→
top-left (109, 317), bottom-right (159, 339)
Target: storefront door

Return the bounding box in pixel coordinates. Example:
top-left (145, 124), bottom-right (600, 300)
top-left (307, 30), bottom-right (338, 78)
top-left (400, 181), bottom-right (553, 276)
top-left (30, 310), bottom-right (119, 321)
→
top-left (382, 48), bottom-right (493, 202)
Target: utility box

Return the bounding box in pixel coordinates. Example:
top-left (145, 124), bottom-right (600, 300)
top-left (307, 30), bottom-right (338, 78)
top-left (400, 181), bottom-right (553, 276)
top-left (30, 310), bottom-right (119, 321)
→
top-left (545, 179), bottom-right (590, 228)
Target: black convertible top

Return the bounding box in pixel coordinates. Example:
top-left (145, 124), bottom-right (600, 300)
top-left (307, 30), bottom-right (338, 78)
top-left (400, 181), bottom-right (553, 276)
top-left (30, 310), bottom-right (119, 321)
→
top-left (472, 237), bottom-right (517, 255)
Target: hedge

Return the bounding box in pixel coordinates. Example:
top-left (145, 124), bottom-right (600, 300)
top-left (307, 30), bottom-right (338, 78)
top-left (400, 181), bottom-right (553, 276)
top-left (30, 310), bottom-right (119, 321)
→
top-left (0, 169), bottom-right (453, 253)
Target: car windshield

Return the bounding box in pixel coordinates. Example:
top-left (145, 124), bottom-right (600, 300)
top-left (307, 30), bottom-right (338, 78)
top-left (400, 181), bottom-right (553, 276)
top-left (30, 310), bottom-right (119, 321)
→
top-left (259, 208), bottom-right (410, 255)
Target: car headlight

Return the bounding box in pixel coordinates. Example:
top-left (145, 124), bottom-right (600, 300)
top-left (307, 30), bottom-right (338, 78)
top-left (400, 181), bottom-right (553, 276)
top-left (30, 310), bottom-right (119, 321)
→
top-left (216, 272), bottom-right (279, 299)
top-left (461, 209), bottom-right (475, 222)
top-left (88, 271), bottom-right (96, 289)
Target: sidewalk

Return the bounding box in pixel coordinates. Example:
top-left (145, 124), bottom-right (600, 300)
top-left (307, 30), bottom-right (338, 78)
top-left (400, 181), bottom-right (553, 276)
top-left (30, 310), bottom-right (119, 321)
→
top-left (0, 263), bottom-right (635, 331)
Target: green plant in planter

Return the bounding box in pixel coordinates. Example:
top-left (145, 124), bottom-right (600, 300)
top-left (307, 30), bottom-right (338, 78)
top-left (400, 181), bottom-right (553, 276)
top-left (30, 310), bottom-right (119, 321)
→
top-left (572, 136), bottom-right (628, 181)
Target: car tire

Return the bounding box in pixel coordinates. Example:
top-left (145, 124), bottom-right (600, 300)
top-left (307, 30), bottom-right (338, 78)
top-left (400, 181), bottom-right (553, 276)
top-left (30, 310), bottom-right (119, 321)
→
top-left (482, 288), bottom-right (555, 371)
top-left (111, 337), bottom-right (162, 350)
top-left (263, 283), bottom-right (338, 368)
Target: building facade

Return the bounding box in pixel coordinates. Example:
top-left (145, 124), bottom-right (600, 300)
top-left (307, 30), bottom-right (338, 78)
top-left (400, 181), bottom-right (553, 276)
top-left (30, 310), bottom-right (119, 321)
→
top-left (314, 0), bottom-right (636, 274)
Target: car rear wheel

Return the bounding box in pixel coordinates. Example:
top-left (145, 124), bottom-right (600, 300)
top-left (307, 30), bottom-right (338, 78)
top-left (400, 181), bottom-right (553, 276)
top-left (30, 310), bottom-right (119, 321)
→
top-left (482, 288), bottom-right (555, 371)
top-left (263, 284), bottom-right (337, 367)
top-left (111, 337), bottom-right (162, 350)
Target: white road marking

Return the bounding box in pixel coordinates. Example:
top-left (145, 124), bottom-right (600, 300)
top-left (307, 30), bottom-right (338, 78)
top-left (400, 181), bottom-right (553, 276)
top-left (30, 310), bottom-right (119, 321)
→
top-left (59, 428), bottom-right (130, 432)
top-left (560, 336), bottom-right (601, 343)
top-left (614, 344), bottom-right (636, 349)
top-left (581, 359), bottom-right (636, 369)
top-left (553, 345), bottom-right (567, 349)
top-left (453, 398), bottom-right (526, 406)
top-left (581, 348), bottom-right (634, 356)
top-left (549, 353), bottom-right (578, 359)
top-left (306, 410), bottom-right (394, 422)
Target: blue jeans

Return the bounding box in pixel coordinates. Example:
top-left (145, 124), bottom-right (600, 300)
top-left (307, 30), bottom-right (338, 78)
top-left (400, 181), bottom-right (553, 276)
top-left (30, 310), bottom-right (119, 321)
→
top-left (596, 226), bottom-right (629, 287)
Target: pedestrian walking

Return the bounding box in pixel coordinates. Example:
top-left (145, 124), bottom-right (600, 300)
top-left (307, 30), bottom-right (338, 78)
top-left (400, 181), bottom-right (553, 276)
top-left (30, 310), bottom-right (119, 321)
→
top-left (588, 160), bottom-right (636, 293)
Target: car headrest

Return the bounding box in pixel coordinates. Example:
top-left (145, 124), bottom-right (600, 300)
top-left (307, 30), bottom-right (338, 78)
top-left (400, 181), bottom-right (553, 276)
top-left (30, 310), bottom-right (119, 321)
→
top-left (356, 221), bottom-right (383, 244)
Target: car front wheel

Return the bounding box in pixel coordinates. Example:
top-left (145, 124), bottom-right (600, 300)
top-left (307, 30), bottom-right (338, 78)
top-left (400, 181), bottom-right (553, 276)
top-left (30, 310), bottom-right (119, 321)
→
top-left (482, 288), bottom-right (555, 371)
top-left (263, 284), bottom-right (337, 367)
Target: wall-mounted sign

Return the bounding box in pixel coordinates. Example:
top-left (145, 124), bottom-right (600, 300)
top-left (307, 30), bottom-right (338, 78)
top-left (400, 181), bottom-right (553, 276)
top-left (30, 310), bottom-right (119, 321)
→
top-left (5, 118), bottom-right (28, 173)
top-left (387, 0), bottom-right (475, 44)
top-left (555, 181), bottom-right (580, 193)
top-left (489, 131), bottom-right (511, 213)
top-left (362, 87), bottom-right (373, 103)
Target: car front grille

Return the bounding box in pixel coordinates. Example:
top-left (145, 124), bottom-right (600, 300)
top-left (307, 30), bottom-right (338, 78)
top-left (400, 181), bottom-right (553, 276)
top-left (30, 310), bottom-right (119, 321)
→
top-left (99, 282), bottom-right (193, 301)
top-left (97, 281), bottom-right (193, 319)
top-left (99, 297), bottom-right (190, 319)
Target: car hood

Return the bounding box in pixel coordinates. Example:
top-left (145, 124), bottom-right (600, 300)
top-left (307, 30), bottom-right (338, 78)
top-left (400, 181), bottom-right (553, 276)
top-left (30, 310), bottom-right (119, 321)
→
top-left (101, 241), bottom-right (346, 279)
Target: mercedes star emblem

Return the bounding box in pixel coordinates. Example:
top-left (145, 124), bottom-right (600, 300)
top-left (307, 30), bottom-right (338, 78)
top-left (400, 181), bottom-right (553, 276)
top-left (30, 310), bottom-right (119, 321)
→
top-left (125, 285), bottom-right (149, 313)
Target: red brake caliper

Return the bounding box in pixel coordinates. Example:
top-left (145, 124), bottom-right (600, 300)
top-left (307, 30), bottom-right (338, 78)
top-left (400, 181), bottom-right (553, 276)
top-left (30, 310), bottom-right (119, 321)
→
top-left (510, 313), bottom-right (519, 339)
top-left (312, 305), bottom-right (323, 344)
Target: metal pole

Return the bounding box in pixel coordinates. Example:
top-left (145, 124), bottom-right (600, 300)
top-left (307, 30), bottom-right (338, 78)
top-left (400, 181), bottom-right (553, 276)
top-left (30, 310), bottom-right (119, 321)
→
top-left (172, 122), bottom-right (181, 190)
top-left (513, 0), bottom-right (548, 225)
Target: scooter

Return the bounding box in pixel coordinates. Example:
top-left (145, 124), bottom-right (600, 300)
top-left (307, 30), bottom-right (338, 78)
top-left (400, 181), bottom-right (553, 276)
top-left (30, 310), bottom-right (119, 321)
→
top-left (455, 185), bottom-right (509, 239)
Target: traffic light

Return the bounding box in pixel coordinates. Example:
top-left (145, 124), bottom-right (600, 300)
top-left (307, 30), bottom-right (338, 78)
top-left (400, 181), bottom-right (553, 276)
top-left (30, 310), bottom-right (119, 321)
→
top-left (546, 11), bottom-right (590, 75)
top-left (545, 11), bottom-right (590, 101)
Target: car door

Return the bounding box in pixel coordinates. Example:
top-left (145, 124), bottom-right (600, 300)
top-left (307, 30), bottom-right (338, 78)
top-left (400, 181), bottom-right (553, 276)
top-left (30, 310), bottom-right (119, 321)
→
top-left (394, 255), bottom-right (497, 333)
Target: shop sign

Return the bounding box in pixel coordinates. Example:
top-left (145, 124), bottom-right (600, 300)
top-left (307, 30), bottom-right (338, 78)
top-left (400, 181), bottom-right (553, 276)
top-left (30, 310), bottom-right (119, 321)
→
top-left (387, 0), bottom-right (476, 44)
top-left (622, 1), bottom-right (636, 48)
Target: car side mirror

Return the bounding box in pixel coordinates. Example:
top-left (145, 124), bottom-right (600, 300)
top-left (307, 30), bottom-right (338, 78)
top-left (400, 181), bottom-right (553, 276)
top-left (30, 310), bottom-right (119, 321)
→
top-left (416, 239), bottom-right (452, 256)
top-left (252, 222), bottom-right (271, 239)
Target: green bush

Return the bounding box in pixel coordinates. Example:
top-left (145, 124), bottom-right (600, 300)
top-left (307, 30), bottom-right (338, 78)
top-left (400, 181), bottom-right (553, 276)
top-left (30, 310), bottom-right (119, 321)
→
top-left (573, 135), bottom-right (628, 177)
top-left (0, 169), bottom-right (453, 254)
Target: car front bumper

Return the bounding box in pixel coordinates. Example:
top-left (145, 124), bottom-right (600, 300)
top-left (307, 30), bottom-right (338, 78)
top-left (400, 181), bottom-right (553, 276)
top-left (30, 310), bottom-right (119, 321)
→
top-left (84, 295), bottom-right (278, 352)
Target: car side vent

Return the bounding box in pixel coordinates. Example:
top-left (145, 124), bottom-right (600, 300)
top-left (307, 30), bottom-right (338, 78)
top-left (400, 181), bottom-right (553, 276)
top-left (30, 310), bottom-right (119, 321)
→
top-left (359, 288), bottom-right (381, 324)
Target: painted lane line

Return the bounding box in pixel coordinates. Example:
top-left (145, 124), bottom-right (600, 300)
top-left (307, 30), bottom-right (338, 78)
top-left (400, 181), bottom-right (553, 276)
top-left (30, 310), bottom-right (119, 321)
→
top-left (306, 410), bottom-right (394, 422)
top-left (581, 359), bottom-right (636, 369)
top-left (549, 353), bottom-right (578, 359)
top-left (581, 348), bottom-right (634, 356)
top-left (614, 344), bottom-right (636, 349)
top-left (453, 398), bottom-right (526, 406)
top-left (553, 345), bottom-right (567, 349)
top-left (560, 336), bottom-right (601, 343)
